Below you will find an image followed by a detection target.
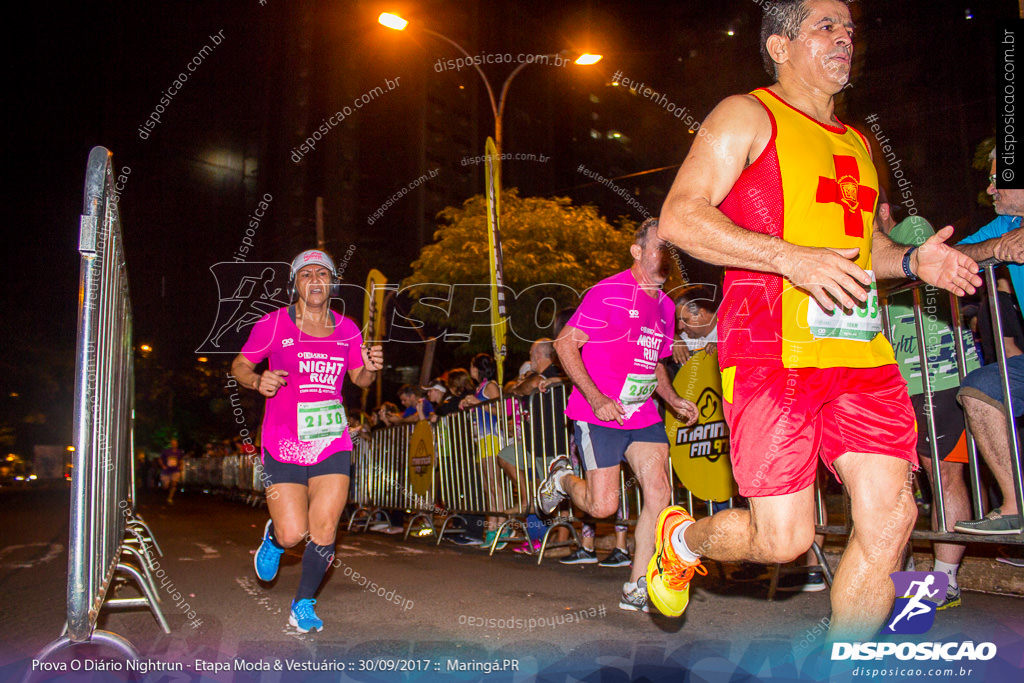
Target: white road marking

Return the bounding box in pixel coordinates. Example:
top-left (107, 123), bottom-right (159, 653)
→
top-left (0, 542), bottom-right (63, 568)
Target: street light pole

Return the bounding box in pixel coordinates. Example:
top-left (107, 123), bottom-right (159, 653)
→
top-left (415, 27), bottom-right (504, 151)
top-left (378, 13), bottom-right (601, 380)
top-left (379, 13), bottom-right (601, 156)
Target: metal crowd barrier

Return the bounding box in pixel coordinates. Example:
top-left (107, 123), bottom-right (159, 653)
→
top-left (34, 148), bottom-right (168, 670)
top-left (179, 453), bottom-right (267, 506)
top-left (869, 259), bottom-right (1024, 545)
top-left (348, 423), bottom-right (414, 531)
top-left (344, 382), bottom-right (645, 563)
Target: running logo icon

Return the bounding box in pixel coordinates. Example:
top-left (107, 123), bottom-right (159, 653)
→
top-left (196, 262), bottom-right (290, 353)
top-left (883, 571), bottom-right (948, 635)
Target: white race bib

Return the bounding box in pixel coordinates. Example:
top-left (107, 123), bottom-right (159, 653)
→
top-left (806, 270), bottom-right (882, 342)
top-left (618, 373), bottom-right (657, 419)
top-left (297, 399), bottom-right (346, 442)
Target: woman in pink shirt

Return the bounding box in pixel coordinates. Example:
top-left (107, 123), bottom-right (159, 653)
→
top-left (231, 249), bottom-right (383, 633)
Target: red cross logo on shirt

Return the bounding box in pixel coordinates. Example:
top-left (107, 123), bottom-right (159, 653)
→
top-left (815, 154), bottom-right (877, 238)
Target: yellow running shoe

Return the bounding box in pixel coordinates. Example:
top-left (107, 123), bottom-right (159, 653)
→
top-left (646, 506), bottom-right (707, 617)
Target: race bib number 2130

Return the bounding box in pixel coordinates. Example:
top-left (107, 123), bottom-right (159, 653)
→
top-left (297, 400), bottom-right (346, 441)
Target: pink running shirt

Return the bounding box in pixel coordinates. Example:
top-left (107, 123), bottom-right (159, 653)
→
top-left (241, 307), bottom-right (364, 465)
top-left (564, 269), bottom-right (674, 429)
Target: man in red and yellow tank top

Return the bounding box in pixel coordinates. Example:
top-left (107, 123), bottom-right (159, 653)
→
top-left (645, 0), bottom-right (983, 641)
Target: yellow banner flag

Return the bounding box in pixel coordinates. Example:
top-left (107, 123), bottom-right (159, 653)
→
top-left (363, 268), bottom-right (387, 343)
top-left (484, 137), bottom-right (508, 384)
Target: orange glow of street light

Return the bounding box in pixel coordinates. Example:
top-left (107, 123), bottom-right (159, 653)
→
top-left (378, 13), bottom-right (408, 31)
top-left (575, 53), bottom-right (603, 65)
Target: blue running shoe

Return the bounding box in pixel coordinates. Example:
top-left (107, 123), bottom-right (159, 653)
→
top-left (289, 598), bottom-right (323, 633)
top-left (254, 519), bottom-right (284, 582)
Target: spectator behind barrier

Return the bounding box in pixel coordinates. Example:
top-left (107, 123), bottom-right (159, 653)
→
top-left (954, 146), bottom-right (1024, 535)
top-left (375, 402), bottom-right (401, 428)
top-left (393, 384), bottom-right (434, 424)
top-left (459, 353), bottom-right (511, 548)
top-left (437, 368), bottom-right (473, 418)
top-left (434, 367), bottom-right (487, 545)
top-left (496, 339), bottom-right (568, 507)
top-left (671, 286), bottom-right (719, 368)
top-left (879, 197), bottom-right (977, 608)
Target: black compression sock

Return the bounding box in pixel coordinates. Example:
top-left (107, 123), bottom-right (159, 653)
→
top-left (295, 542), bottom-right (334, 600)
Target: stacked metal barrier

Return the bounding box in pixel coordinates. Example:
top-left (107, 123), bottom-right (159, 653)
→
top-left (179, 453), bottom-right (266, 505)
top-left (34, 147), bottom-right (168, 669)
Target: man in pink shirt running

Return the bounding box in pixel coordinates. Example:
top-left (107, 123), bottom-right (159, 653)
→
top-left (537, 218), bottom-right (698, 613)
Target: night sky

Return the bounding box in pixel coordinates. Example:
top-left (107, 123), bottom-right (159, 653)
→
top-left (3, 0), bottom-right (1018, 448)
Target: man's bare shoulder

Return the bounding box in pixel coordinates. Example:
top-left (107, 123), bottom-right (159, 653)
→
top-left (704, 93), bottom-right (769, 131)
top-left (690, 93), bottom-right (772, 170)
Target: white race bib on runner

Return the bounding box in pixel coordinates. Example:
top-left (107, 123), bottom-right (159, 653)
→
top-left (618, 373), bottom-right (657, 419)
top-left (297, 399), bottom-right (346, 442)
top-left (806, 270), bottom-right (882, 342)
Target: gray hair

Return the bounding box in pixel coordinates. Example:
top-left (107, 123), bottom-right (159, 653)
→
top-left (759, 0), bottom-right (851, 78)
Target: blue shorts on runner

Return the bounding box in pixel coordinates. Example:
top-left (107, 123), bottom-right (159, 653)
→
top-left (574, 421), bottom-right (668, 471)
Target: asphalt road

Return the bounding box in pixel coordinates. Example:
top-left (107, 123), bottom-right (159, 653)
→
top-left (2, 483), bottom-right (1022, 682)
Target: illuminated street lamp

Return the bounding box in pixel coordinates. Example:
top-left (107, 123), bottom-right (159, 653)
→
top-left (378, 12), bottom-right (601, 155)
top-left (378, 13), bottom-right (407, 31)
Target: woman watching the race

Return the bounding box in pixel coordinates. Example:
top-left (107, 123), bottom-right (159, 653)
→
top-left (231, 249), bottom-right (383, 633)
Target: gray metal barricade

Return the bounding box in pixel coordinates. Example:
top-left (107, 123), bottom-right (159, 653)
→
top-left (34, 148), bottom-right (168, 670)
top-left (342, 384), bottom-right (652, 560)
top-left (432, 383), bottom-right (640, 561)
top-left (432, 397), bottom-right (515, 545)
top-left (348, 423), bottom-right (413, 531)
top-left (871, 260), bottom-right (1024, 545)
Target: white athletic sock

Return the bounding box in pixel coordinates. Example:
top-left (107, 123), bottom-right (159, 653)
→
top-left (553, 468), bottom-right (571, 495)
top-left (933, 560), bottom-right (959, 589)
top-left (623, 580), bottom-right (638, 592)
top-left (670, 519), bottom-right (700, 563)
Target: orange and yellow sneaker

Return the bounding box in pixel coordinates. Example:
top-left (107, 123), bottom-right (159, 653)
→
top-left (646, 506), bottom-right (707, 617)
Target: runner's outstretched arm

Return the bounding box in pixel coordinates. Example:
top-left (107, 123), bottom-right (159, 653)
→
top-left (872, 223), bottom-right (980, 296)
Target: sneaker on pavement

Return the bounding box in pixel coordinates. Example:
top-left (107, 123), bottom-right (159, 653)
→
top-left (954, 508), bottom-right (1022, 535)
top-left (619, 576), bottom-right (651, 612)
top-left (997, 546), bottom-right (1024, 567)
top-left (254, 519), bottom-right (285, 582)
top-left (560, 547), bottom-right (598, 565)
top-left (483, 529), bottom-right (513, 551)
top-left (776, 570), bottom-right (827, 593)
top-left (599, 548), bottom-right (632, 568)
top-left (646, 506), bottom-right (707, 617)
top-left (289, 598), bottom-right (324, 633)
top-left (447, 533), bottom-right (477, 546)
top-left (936, 584), bottom-right (961, 610)
top-left (535, 456), bottom-right (572, 515)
